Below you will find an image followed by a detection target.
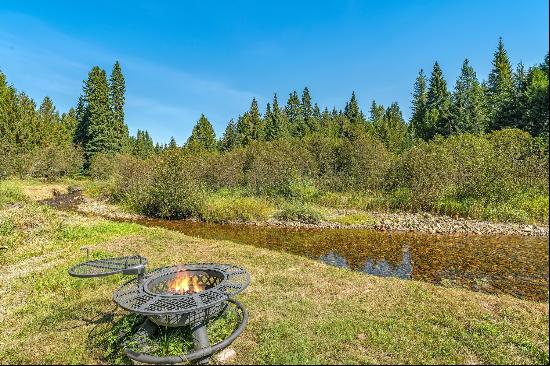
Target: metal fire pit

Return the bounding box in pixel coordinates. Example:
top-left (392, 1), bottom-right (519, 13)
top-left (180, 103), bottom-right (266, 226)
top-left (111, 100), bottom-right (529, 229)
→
top-left (69, 253), bottom-right (250, 364)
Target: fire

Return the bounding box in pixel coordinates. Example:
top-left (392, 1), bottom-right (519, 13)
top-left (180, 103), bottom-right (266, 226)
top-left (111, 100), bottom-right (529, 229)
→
top-left (167, 271), bottom-right (203, 294)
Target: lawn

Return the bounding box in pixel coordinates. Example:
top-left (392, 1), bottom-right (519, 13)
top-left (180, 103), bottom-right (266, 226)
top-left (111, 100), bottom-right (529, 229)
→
top-left (0, 180), bottom-right (548, 364)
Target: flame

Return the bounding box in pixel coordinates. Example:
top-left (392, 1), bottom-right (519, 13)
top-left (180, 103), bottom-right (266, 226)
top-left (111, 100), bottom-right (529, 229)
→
top-left (167, 271), bottom-right (203, 294)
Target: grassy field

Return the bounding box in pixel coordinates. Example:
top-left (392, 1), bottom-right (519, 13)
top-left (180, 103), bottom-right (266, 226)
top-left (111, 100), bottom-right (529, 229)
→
top-left (0, 180), bottom-right (548, 364)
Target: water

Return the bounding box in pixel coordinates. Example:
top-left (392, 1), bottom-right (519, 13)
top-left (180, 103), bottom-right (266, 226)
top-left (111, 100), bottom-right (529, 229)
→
top-left (42, 192), bottom-right (549, 302)
top-left (132, 218), bottom-right (549, 302)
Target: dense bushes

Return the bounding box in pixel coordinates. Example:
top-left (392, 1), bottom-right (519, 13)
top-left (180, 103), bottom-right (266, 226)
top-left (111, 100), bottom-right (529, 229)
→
top-left (0, 144), bottom-right (83, 181)
top-left (99, 129), bottom-right (549, 223)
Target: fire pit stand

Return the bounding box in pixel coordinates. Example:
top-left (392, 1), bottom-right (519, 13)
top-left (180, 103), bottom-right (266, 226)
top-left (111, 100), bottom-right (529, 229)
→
top-left (69, 254), bottom-right (250, 364)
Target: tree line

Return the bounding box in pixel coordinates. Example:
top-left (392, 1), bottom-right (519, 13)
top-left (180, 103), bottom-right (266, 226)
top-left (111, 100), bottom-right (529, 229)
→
top-left (189, 38), bottom-right (548, 154)
top-left (1, 38), bottom-right (548, 172)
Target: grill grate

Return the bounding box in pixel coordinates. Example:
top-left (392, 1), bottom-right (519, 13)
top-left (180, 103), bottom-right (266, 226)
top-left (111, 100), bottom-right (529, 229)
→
top-left (69, 255), bottom-right (148, 278)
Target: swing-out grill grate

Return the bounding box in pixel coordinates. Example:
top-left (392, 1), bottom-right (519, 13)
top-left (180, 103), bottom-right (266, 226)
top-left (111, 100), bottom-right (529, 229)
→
top-left (69, 255), bottom-right (148, 278)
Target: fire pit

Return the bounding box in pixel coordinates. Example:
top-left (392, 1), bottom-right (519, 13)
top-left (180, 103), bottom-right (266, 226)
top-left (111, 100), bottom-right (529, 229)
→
top-left (69, 253), bottom-right (250, 364)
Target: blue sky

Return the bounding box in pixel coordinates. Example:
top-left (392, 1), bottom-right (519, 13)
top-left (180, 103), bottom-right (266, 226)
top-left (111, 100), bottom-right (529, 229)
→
top-left (0, 1), bottom-right (548, 144)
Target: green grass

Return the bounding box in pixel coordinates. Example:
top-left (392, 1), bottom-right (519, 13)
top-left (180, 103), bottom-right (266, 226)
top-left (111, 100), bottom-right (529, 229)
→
top-left (0, 192), bottom-right (548, 364)
top-left (275, 202), bottom-right (325, 224)
top-left (201, 190), bottom-right (275, 223)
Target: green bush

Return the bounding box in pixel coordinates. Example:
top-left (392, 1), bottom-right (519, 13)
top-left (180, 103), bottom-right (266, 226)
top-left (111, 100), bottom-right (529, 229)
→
top-left (275, 202), bottom-right (324, 224)
top-left (28, 145), bottom-right (84, 181)
top-left (88, 153), bottom-right (117, 181)
top-left (201, 192), bottom-right (274, 223)
top-left (283, 177), bottom-right (319, 202)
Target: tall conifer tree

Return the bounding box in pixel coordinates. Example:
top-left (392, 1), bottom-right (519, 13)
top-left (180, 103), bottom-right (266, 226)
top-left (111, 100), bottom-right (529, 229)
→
top-left (486, 38), bottom-right (514, 130)
top-left (109, 61), bottom-right (128, 152)
top-left (450, 59), bottom-right (488, 134)
top-left (426, 62), bottom-right (451, 137)
top-left (186, 114), bottom-right (217, 151)
top-left (410, 69), bottom-right (429, 139)
top-left (84, 66), bottom-right (115, 160)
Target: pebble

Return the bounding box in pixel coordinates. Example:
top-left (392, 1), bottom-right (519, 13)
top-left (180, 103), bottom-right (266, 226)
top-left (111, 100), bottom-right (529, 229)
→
top-left (215, 348), bottom-right (236, 364)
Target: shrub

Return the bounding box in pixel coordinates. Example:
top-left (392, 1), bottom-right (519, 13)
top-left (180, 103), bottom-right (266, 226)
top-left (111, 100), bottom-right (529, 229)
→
top-left (88, 153), bottom-right (117, 181)
top-left (201, 192), bottom-right (274, 223)
top-left (116, 150), bottom-right (206, 219)
top-left (28, 145), bottom-right (84, 181)
top-left (282, 176), bottom-right (319, 202)
top-left (275, 202), bottom-right (324, 224)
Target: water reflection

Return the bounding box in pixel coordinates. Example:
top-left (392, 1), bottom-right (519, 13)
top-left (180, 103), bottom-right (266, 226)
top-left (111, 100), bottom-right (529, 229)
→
top-left (319, 251), bottom-right (349, 269)
top-left (361, 245), bottom-right (413, 279)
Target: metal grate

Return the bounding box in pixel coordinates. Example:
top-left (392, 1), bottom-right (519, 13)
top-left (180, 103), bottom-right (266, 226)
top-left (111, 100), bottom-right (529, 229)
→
top-left (69, 255), bottom-right (148, 278)
top-left (113, 263), bottom-right (249, 319)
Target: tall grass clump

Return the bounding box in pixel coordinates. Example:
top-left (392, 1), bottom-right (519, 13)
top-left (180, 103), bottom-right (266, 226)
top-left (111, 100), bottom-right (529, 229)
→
top-left (201, 190), bottom-right (274, 223)
top-left (275, 202), bottom-right (324, 224)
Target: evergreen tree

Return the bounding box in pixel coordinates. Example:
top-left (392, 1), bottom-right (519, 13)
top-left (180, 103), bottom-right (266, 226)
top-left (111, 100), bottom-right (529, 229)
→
top-left (410, 69), bottom-right (429, 139)
top-left (74, 94), bottom-right (88, 147)
top-left (450, 59), bottom-right (488, 134)
top-left (168, 136), bottom-right (178, 149)
top-left (220, 119), bottom-right (238, 151)
top-left (0, 71), bottom-right (19, 151)
top-left (109, 61), bottom-right (128, 152)
top-left (248, 97), bottom-right (263, 141)
top-left (186, 114), bottom-right (217, 151)
top-left (344, 91), bottom-right (364, 124)
top-left (426, 62), bottom-right (451, 137)
top-left (486, 38), bottom-right (514, 130)
top-left (301, 87), bottom-right (312, 122)
top-left (285, 91), bottom-right (307, 137)
top-left (509, 62), bottom-right (528, 130)
top-left (267, 93), bottom-right (289, 140)
top-left (369, 100), bottom-right (385, 125)
top-left (523, 65), bottom-right (549, 136)
top-left (375, 102), bottom-right (410, 153)
top-left (85, 66), bottom-right (116, 160)
top-left (133, 129), bottom-right (155, 158)
top-left (60, 108), bottom-right (78, 145)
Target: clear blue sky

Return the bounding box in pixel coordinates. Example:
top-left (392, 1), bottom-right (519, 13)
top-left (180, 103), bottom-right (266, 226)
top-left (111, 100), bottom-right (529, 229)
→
top-left (1, 1), bottom-right (548, 144)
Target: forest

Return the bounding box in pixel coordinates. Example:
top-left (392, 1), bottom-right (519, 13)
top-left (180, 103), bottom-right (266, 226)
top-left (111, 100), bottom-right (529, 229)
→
top-left (0, 38), bottom-right (548, 223)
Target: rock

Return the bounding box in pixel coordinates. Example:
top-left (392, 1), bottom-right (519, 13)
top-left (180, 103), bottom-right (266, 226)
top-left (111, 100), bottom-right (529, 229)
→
top-left (215, 348), bottom-right (236, 364)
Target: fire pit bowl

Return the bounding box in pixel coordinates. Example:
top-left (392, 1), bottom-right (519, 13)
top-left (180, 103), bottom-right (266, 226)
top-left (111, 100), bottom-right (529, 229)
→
top-left (113, 264), bottom-right (249, 327)
top-left (69, 256), bottom-right (250, 364)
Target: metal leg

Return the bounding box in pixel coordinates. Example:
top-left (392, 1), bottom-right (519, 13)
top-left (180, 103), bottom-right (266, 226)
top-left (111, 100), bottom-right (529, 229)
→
top-left (191, 322), bottom-right (210, 364)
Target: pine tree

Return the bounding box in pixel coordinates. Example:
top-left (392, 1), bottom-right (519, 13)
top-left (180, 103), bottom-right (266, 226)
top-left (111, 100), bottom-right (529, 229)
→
top-left (426, 62), bottom-right (451, 137)
top-left (38, 96), bottom-right (62, 145)
top-left (286, 91), bottom-right (307, 137)
top-left (85, 66), bottom-right (116, 160)
top-left (168, 136), bottom-right (178, 149)
top-left (369, 100), bottom-right (385, 126)
top-left (301, 87), bottom-right (312, 122)
top-left (0, 71), bottom-right (19, 150)
top-left (487, 38), bottom-right (514, 131)
top-left (186, 114), bottom-right (217, 151)
top-left (344, 91), bottom-right (363, 124)
top-left (509, 62), bottom-right (528, 130)
top-left (220, 119), bottom-right (238, 151)
top-left (74, 94), bottom-right (88, 146)
top-left (133, 129), bottom-right (155, 158)
top-left (375, 102), bottom-right (410, 153)
top-left (410, 69), bottom-right (429, 139)
top-left (450, 59), bottom-right (488, 134)
top-left (523, 64), bottom-right (549, 136)
top-left (109, 61), bottom-right (128, 152)
top-left (60, 108), bottom-right (78, 145)
top-left (248, 98), bottom-right (263, 141)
